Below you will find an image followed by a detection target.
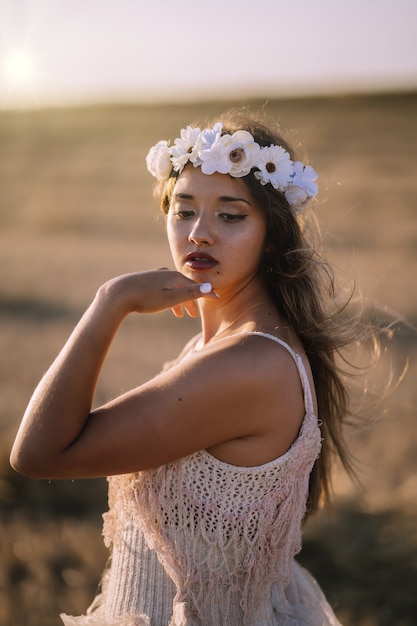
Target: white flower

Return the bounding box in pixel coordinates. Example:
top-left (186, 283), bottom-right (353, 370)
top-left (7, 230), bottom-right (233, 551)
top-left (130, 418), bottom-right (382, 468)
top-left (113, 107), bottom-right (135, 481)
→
top-left (198, 129), bottom-right (260, 177)
top-left (285, 162), bottom-right (319, 210)
top-left (145, 123), bottom-right (319, 213)
top-left (223, 130), bottom-right (261, 177)
top-left (198, 122), bottom-right (223, 154)
top-left (169, 125), bottom-right (202, 172)
top-left (145, 140), bottom-right (172, 181)
top-left (293, 162), bottom-right (319, 196)
top-left (254, 145), bottom-right (294, 190)
top-left (194, 122), bottom-right (225, 172)
top-left (198, 132), bottom-right (234, 175)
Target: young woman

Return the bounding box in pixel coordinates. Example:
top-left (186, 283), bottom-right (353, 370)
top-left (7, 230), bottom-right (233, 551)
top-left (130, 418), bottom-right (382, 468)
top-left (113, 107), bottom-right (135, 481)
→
top-left (10, 113), bottom-right (365, 625)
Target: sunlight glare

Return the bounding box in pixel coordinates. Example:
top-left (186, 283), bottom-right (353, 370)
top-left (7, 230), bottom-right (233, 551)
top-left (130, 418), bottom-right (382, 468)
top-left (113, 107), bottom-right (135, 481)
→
top-left (0, 48), bottom-right (42, 107)
top-left (2, 50), bottom-right (37, 86)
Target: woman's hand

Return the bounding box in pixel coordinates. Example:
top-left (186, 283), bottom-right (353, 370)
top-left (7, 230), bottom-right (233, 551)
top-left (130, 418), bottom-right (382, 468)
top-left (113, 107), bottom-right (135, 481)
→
top-left (99, 269), bottom-right (217, 319)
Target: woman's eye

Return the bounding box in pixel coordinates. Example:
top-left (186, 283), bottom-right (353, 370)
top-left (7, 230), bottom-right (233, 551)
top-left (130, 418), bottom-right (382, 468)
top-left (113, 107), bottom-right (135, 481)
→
top-left (219, 213), bottom-right (247, 223)
top-left (172, 209), bottom-right (195, 219)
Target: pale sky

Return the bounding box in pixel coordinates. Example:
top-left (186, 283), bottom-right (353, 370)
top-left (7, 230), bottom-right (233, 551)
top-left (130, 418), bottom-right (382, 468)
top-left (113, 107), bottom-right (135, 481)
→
top-left (0, 0), bottom-right (416, 108)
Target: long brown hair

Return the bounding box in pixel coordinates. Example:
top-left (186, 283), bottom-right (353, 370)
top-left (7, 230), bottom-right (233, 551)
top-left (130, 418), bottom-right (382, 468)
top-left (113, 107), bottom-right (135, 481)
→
top-left (156, 110), bottom-right (379, 517)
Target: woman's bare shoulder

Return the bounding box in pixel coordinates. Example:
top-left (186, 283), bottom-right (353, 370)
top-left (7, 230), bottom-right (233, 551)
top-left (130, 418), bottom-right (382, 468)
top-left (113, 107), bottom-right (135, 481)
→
top-left (181, 332), bottom-right (307, 465)
top-left (46, 331), bottom-right (306, 478)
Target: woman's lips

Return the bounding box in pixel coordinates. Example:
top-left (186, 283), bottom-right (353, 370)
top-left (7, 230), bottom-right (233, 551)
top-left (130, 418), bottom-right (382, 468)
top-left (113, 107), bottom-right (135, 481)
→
top-left (185, 252), bottom-right (218, 271)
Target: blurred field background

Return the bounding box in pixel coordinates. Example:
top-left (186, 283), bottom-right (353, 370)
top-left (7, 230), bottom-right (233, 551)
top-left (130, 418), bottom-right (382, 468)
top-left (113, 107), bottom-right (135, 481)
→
top-left (0, 92), bottom-right (416, 625)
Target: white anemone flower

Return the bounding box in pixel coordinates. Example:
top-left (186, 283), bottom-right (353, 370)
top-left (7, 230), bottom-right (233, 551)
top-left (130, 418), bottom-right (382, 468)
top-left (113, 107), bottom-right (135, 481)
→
top-left (145, 141), bottom-right (172, 181)
top-left (169, 125), bottom-right (202, 172)
top-left (223, 130), bottom-right (261, 177)
top-left (254, 145), bottom-right (294, 190)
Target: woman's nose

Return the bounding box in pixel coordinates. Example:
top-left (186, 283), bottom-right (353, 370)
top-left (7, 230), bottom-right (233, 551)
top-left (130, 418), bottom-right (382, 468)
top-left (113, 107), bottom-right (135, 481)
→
top-left (188, 217), bottom-right (214, 246)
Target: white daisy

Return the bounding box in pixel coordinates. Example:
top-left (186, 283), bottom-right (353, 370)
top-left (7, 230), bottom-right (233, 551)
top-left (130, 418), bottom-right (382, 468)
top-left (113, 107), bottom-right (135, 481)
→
top-left (254, 145), bottom-right (294, 190)
top-left (169, 126), bottom-right (201, 172)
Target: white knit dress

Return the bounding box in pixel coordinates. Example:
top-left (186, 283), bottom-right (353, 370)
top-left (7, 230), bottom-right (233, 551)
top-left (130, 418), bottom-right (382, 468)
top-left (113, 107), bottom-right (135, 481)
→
top-left (61, 333), bottom-right (343, 626)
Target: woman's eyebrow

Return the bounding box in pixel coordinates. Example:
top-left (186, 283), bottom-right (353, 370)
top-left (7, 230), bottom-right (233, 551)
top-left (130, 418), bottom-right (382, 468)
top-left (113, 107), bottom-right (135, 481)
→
top-left (173, 192), bottom-right (193, 200)
top-left (172, 192), bottom-right (252, 207)
top-left (218, 195), bottom-right (251, 206)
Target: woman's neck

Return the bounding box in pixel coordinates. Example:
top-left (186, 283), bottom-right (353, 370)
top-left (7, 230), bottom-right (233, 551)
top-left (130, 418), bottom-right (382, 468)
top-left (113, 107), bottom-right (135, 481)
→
top-left (198, 283), bottom-right (278, 346)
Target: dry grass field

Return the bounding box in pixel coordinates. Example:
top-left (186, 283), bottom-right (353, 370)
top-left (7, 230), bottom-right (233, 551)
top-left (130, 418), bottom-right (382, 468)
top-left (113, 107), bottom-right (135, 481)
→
top-left (0, 92), bottom-right (416, 625)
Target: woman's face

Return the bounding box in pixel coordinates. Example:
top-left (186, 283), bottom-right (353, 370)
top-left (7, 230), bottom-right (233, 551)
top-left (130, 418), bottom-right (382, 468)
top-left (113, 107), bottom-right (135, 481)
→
top-left (166, 166), bottom-right (267, 297)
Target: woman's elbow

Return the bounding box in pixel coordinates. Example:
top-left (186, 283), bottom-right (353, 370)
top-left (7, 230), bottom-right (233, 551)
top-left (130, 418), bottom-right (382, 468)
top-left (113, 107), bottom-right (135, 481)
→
top-left (9, 445), bottom-right (53, 479)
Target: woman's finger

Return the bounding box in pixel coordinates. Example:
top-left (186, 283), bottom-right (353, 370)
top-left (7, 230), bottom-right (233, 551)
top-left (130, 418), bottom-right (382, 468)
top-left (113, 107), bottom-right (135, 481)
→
top-left (171, 299), bottom-right (200, 319)
top-left (164, 281), bottom-right (217, 310)
top-left (171, 303), bottom-right (185, 318)
top-left (183, 299), bottom-right (200, 318)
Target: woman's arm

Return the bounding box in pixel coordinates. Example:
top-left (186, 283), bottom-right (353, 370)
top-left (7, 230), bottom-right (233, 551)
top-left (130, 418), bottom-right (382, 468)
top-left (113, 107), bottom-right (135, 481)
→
top-left (10, 270), bottom-right (305, 480)
top-left (9, 269), bottom-right (213, 478)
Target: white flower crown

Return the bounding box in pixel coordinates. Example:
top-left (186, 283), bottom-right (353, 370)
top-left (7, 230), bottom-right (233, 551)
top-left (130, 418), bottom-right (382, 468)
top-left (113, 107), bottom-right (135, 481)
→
top-left (145, 122), bottom-right (318, 212)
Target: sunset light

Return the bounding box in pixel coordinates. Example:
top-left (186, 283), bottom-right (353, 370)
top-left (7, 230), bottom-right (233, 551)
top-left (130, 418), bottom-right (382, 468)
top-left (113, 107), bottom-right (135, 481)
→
top-left (0, 0), bottom-right (415, 108)
top-left (1, 49), bottom-right (39, 104)
top-left (3, 50), bottom-right (35, 82)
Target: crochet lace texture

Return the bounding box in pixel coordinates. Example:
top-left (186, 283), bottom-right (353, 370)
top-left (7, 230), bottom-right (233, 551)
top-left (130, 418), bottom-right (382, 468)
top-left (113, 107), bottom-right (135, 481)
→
top-left (103, 410), bottom-right (321, 623)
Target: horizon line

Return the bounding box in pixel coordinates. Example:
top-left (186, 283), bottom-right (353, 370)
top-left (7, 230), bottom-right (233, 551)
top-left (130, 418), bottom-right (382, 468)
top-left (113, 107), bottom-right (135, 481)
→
top-left (1, 83), bottom-right (417, 113)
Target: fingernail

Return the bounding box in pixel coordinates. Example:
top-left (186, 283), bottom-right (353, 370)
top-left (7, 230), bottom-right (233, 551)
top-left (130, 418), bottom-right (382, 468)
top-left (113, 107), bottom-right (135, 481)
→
top-left (199, 282), bottom-right (212, 294)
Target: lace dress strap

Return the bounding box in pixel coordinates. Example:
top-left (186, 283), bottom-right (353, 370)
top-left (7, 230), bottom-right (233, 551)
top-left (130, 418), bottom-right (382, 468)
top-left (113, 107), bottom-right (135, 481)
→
top-left (225, 331), bottom-right (315, 416)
